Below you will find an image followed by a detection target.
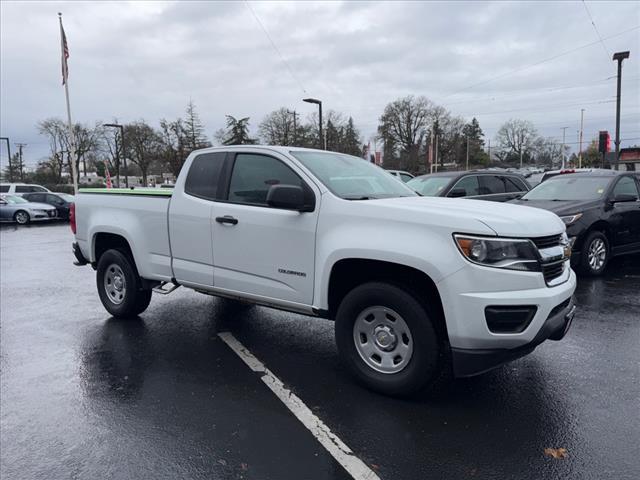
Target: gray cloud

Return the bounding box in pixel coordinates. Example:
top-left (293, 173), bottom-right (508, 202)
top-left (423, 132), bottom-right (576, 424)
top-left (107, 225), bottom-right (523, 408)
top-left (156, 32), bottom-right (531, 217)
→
top-left (1, 0), bottom-right (638, 166)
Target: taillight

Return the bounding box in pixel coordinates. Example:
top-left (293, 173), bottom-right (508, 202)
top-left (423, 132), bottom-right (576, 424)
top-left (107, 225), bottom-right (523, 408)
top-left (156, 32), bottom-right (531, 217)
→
top-left (70, 202), bottom-right (76, 234)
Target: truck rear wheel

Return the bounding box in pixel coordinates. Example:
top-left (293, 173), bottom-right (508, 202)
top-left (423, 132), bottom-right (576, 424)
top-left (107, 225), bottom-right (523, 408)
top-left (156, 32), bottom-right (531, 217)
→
top-left (96, 249), bottom-right (152, 318)
top-left (335, 282), bottom-right (440, 396)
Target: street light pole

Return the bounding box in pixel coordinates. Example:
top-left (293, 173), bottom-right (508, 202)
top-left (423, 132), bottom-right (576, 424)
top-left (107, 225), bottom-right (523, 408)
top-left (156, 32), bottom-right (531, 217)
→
top-left (613, 51), bottom-right (630, 168)
top-left (104, 123), bottom-right (127, 187)
top-left (579, 109), bottom-right (585, 169)
top-left (303, 98), bottom-right (323, 150)
top-left (286, 109), bottom-right (297, 145)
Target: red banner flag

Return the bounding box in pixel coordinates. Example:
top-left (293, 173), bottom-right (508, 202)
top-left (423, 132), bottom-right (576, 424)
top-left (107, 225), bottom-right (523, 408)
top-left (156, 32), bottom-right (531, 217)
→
top-left (104, 161), bottom-right (112, 189)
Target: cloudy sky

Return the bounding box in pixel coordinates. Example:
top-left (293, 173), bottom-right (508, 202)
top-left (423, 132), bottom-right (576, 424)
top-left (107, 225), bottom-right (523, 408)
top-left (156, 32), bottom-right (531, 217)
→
top-left (1, 0), bottom-right (639, 167)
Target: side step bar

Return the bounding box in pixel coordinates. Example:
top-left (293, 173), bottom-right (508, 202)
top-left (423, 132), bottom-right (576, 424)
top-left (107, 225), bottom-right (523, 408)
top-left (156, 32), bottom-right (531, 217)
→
top-left (152, 281), bottom-right (181, 295)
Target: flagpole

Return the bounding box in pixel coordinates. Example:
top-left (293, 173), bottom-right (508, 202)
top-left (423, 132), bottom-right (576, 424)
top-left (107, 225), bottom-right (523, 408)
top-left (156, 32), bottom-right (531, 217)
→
top-left (59, 13), bottom-right (78, 194)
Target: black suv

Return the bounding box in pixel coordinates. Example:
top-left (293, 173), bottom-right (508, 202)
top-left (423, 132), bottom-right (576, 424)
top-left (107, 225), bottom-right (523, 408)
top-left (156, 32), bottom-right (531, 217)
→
top-left (511, 170), bottom-right (640, 275)
top-left (406, 171), bottom-right (530, 202)
top-left (22, 192), bottom-right (75, 220)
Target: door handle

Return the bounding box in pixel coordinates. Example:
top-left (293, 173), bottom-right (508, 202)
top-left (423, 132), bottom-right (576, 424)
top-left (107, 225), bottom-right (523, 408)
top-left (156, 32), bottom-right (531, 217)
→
top-left (216, 215), bottom-right (238, 225)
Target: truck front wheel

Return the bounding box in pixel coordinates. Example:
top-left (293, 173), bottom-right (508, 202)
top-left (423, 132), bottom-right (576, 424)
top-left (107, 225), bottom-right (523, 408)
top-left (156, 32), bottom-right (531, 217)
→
top-left (96, 249), bottom-right (152, 318)
top-left (335, 282), bottom-right (440, 396)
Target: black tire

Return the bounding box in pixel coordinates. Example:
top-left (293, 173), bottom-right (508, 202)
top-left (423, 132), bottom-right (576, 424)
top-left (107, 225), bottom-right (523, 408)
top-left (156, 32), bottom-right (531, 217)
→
top-left (96, 249), bottom-right (152, 318)
top-left (335, 282), bottom-right (441, 396)
top-left (578, 231), bottom-right (609, 276)
top-left (14, 210), bottom-right (30, 225)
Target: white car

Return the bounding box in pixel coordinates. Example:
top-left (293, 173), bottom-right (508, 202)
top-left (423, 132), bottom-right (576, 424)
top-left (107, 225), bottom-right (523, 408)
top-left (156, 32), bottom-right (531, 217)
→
top-left (386, 170), bottom-right (414, 182)
top-left (0, 183), bottom-right (51, 195)
top-left (72, 146), bottom-right (576, 396)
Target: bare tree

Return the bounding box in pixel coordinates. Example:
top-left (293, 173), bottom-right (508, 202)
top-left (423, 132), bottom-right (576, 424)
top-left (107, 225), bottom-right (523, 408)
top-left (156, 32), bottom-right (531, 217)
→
top-left (124, 121), bottom-right (161, 185)
top-left (159, 118), bottom-right (189, 177)
top-left (495, 118), bottom-right (539, 162)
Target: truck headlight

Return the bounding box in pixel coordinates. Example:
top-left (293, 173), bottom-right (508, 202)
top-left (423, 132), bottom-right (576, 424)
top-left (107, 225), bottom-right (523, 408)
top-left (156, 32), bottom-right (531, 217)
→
top-left (454, 235), bottom-right (540, 272)
top-left (559, 213), bottom-right (582, 225)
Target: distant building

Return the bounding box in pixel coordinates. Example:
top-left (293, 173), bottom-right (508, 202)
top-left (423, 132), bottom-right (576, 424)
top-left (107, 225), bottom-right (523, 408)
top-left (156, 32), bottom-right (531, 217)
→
top-left (617, 147), bottom-right (640, 172)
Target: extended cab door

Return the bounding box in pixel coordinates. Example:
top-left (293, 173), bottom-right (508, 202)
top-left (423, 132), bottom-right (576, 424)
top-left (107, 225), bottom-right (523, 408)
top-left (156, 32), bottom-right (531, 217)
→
top-left (169, 152), bottom-right (227, 287)
top-left (211, 152), bottom-right (319, 305)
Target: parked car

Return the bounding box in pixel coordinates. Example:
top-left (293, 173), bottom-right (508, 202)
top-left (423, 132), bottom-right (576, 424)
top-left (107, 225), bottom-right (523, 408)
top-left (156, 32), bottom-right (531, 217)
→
top-left (72, 146), bottom-right (576, 396)
top-left (539, 168), bottom-right (610, 184)
top-left (385, 170), bottom-right (414, 182)
top-left (511, 170), bottom-right (640, 275)
top-left (0, 194), bottom-right (58, 224)
top-left (22, 192), bottom-right (75, 220)
top-left (407, 171), bottom-right (530, 202)
top-left (0, 183), bottom-right (51, 195)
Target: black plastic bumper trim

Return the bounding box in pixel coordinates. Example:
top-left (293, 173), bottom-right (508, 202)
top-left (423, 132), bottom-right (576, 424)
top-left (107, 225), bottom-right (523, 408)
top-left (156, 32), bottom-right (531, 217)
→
top-left (451, 296), bottom-right (576, 377)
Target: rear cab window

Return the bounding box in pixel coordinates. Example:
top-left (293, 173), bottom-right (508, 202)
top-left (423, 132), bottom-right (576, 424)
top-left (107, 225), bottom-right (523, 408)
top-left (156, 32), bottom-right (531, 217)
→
top-left (184, 152), bottom-right (226, 200)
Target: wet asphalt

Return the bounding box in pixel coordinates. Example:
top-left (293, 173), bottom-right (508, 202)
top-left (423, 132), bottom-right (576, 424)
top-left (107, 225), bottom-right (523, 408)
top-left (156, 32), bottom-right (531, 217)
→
top-left (1, 223), bottom-right (639, 480)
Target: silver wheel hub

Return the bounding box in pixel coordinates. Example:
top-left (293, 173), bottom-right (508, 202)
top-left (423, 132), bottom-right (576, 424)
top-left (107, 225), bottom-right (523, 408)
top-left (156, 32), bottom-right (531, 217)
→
top-left (353, 306), bottom-right (413, 374)
top-left (587, 238), bottom-right (606, 270)
top-left (104, 264), bottom-right (126, 304)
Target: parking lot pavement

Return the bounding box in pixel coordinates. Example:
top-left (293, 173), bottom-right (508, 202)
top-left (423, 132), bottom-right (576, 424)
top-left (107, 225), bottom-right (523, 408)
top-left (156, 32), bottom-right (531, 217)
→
top-left (2, 223), bottom-right (639, 480)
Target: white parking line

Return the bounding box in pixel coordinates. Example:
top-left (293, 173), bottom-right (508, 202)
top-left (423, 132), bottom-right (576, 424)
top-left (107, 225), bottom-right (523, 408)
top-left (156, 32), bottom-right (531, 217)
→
top-left (218, 331), bottom-right (381, 480)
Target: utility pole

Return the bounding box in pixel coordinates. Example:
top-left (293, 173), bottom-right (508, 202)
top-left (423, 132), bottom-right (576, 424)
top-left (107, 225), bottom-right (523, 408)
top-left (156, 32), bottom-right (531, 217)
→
top-left (613, 51), bottom-right (630, 169)
top-left (579, 109), bottom-right (585, 168)
top-left (466, 136), bottom-right (470, 171)
top-left (560, 127), bottom-right (568, 169)
top-left (488, 139), bottom-right (491, 163)
top-left (286, 110), bottom-right (298, 145)
top-left (15, 143), bottom-right (27, 181)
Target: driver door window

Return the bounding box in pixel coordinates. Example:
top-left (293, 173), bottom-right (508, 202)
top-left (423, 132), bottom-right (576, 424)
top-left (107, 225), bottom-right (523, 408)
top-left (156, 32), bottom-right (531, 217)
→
top-left (228, 154), bottom-right (304, 206)
top-left (613, 176), bottom-right (639, 199)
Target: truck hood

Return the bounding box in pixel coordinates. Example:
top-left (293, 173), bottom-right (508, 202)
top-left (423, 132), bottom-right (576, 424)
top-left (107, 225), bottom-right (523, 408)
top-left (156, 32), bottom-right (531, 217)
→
top-left (367, 196), bottom-right (565, 237)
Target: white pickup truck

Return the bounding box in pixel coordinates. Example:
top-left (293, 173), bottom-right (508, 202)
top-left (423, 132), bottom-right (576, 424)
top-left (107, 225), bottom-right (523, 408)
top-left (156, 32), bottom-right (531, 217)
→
top-left (72, 146), bottom-right (576, 395)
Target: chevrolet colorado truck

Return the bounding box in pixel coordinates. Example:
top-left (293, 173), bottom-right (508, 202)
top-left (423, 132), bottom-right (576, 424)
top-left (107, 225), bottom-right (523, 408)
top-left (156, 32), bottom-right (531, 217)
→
top-left (72, 146), bottom-right (577, 395)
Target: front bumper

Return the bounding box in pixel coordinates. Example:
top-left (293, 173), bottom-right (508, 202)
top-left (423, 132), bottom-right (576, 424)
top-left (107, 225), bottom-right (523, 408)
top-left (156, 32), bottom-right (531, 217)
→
top-left (451, 297), bottom-right (576, 377)
top-left (436, 261), bottom-right (577, 377)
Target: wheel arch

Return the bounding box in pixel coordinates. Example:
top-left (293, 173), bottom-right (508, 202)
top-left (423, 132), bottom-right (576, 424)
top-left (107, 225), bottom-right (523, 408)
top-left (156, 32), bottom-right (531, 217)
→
top-left (326, 258), bottom-right (448, 340)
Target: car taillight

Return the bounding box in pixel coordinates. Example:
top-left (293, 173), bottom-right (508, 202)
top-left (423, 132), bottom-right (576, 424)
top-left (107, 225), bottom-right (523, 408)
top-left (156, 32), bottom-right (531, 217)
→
top-left (70, 202), bottom-right (76, 234)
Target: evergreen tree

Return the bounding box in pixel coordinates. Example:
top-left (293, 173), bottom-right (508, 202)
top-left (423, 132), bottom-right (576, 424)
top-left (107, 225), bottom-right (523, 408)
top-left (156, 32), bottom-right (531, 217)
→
top-left (183, 100), bottom-right (211, 151)
top-left (341, 117), bottom-right (361, 156)
top-left (221, 116), bottom-right (257, 145)
top-left (462, 117), bottom-right (486, 166)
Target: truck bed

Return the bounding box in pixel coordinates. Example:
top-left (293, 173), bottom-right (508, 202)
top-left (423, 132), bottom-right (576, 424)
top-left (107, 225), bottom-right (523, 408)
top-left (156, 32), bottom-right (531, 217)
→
top-left (75, 188), bottom-right (174, 282)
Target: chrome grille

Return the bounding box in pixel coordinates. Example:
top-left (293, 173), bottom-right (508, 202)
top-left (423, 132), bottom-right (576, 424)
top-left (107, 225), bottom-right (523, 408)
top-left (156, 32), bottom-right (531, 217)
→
top-left (528, 234), bottom-right (569, 286)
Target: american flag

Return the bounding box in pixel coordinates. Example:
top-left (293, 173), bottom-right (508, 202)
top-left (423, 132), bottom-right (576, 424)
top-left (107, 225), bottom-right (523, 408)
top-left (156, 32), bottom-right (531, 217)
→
top-left (59, 16), bottom-right (69, 85)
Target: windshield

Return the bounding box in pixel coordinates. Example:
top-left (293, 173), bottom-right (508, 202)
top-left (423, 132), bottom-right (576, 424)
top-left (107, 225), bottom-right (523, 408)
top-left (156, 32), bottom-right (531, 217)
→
top-left (522, 176), bottom-right (612, 201)
top-left (406, 176), bottom-right (453, 196)
top-left (1, 195), bottom-right (28, 204)
top-left (290, 151), bottom-right (417, 199)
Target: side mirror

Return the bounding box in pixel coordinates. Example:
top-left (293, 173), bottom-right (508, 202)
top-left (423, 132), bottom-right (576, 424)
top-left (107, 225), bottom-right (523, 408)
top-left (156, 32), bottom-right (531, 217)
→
top-left (0, 199), bottom-right (6, 205)
top-left (612, 193), bottom-right (638, 203)
top-left (448, 188), bottom-right (466, 198)
top-left (266, 184), bottom-right (312, 211)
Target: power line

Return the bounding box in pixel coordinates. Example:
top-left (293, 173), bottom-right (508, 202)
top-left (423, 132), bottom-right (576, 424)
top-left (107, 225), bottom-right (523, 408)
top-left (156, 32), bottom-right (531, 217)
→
top-left (581, 0), bottom-right (610, 60)
top-left (442, 24), bottom-right (639, 99)
top-left (459, 99), bottom-right (616, 117)
top-left (243, 0), bottom-right (307, 94)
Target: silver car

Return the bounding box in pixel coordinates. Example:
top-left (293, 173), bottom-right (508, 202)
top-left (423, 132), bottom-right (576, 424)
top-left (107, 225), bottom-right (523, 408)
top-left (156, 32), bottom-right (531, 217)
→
top-left (0, 194), bottom-right (57, 224)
